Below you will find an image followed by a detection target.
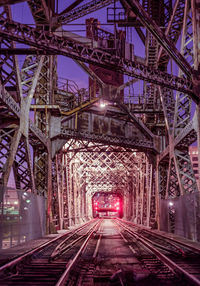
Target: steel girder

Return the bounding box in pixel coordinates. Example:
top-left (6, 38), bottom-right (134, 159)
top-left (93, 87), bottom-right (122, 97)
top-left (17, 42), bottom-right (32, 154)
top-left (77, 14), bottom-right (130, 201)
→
top-left (19, 1), bottom-right (58, 232)
top-left (0, 82), bottom-right (48, 146)
top-left (0, 7), bottom-right (46, 194)
top-left (156, 0), bottom-right (200, 236)
top-left (125, 0), bottom-right (192, 77)
top-left (0, 17), bottom-right (196, 99)
top-left (55, 153), bottom-right (65, 229)
top-left (27, 0), bottom-right (50, 24)
top-left (62, 139), bottom-right (137, 153)
top-left (0, 56), bottom-right (47, 178)
top-left (55, 109), bottom-right (156, 152)
top-left (56, 0), bottom-right (114, 26)
top-left (142, 1), bottom-right (165, 137)
top-left (158, 1), bottom-right (198, 200)
top-left (158, 0), bottom-right (186, 69)
top-left (192, 1), bottom-right (200, 240)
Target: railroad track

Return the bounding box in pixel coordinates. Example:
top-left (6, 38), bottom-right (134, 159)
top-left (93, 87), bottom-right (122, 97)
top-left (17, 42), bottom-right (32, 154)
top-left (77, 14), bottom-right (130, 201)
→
top-left (115, 218), bottom-right (200, 286)
top-left (51, 219), bottom-right (195, 285)
top-left (0, 219), bottom-right (101, 286)
top-left (1, 218), bottom-right (200, 285)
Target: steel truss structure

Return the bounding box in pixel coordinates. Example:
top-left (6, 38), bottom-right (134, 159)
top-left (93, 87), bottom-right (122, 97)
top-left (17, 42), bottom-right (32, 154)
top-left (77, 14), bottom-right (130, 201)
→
top-left (0, 0), bottom-right (200, 237)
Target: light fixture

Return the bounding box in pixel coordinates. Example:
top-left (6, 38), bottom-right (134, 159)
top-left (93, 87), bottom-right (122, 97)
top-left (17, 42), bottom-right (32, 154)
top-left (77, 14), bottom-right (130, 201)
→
top-left (99, 100), bottom-right (107, 108)
top-left (169, 201), bottom-right (174, 206)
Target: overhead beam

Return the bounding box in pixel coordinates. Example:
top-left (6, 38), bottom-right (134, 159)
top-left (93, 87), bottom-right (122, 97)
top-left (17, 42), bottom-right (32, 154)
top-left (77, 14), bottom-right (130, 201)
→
top-left (116, 102), bottom-right (154, 140)
top-left (0, 18), bottom-right (196, 101)
top-left (56, 0), bottom-right (114, 26)
top-left (59, 128), bottom-right (155, 152)
top-left (58, 0), bottom-right (84, 16)
top-left (27, 0), bottom-right (50, 24)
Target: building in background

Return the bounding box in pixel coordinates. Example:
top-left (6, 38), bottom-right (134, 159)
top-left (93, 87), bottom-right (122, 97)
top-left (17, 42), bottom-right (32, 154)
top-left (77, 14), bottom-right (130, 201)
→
top-left (189, 146), bottom-right (199, 190)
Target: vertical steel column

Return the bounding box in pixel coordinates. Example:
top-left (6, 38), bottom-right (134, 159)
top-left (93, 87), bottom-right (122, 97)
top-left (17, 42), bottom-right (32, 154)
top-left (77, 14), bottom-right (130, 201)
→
top-left (134, 165), bottom-right (139, 223)
top-left (56, 153), bottom-right (64, 230)
top-left (140, 160), bottom-right (145, 225)
top-left (192, 0), bottom-right (200, 240)
top-left (192, 0), bottom-right (200, 180)
top-left (0, 6), bottom-right (21, 189)
top-left (63, 153), bottom-right (69, 227)
top-left (66, 153), bottom-right (73, 227)
top-left (148, 162), bottom-right (153, 227)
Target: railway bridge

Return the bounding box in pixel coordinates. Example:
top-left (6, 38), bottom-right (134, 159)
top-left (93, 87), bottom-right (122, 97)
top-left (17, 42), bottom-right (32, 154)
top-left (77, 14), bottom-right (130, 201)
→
top-left (1, 0), bottom-right (200, 285)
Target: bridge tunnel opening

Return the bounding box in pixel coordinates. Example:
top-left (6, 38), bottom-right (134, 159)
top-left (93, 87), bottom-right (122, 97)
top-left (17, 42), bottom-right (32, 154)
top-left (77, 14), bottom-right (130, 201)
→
top-left (53, 140), bottom-right (156, 230)
top-left (92, 192), bottom-right (123, 218)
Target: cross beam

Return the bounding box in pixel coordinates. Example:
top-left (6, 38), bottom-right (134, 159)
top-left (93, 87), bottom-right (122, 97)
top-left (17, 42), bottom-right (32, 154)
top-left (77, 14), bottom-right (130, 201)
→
top-left (0, 17), bottom-right (196, 101)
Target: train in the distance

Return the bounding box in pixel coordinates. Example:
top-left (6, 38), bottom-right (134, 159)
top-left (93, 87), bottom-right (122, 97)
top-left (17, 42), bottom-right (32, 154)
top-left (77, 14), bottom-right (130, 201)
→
top-left (92, 192), bottom-right (123, 218)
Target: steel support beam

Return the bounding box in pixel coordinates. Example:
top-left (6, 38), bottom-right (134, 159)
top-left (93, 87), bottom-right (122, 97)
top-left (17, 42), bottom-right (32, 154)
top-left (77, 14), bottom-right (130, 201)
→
top-left (0, 17), bottom-right (196, 99)
top-left (125, 0), bottom-right (192, 77)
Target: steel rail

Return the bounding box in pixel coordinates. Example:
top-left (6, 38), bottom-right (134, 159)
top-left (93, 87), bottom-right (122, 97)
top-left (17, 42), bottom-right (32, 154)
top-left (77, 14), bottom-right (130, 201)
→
top-left (92, 233), bottom-right (102, 258)
top-left (116, 220), bottom-right (186, 255)
top-left (92, 221), bottom-right (102, 259)
top-left (134, 230), bottom-right (186, 257)
top-left (56, 219), bottom-right (102, 286)
top-left (0, 219), bottom-right (97, 274)
top-left (117, 221), bottom-right (185, 257)
top-left (50, 226), bottom-right (90, 259)
top-left (138, 229), bottom-right (198, 256)
top-left (117, 218), bottom-right (200, 254)
top-left (113, 219), bottom-right (138, 256)
top-left (50, 219), bottom-right (100, 260)
top-left (116, 219), bottom-right (200, 286)
top-left (143, 229), bottom-right (200, 254)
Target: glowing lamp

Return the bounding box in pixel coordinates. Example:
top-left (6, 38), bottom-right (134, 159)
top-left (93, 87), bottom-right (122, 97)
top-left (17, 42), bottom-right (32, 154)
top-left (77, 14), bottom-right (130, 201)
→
top-left (99, 101), bottom-right (106, 108)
